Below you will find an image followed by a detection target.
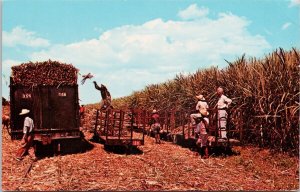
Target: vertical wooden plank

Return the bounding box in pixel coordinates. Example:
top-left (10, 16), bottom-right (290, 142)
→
top-left (130, 110), bottom-right (134, 142)
top-left (94, 110), bottom-right (99, 136)
top-left (112, 110), bottom-right (116, 136)
top-left (182, 111), bottom-right (185, 139)
top-left (118, 110), bottom-right (122, 140)
top-left (99, 110), bottom-right (102, 134)
top-left (105, 110), bottom-right (109, 141)
top-left (142, 110), bottom-right (145, 142)
top-left (164, 111), bottom-right (167, 133)
top-left (121, 110), bottom-right (125, 134)
top-left (187, 111), bottom-right (190, 138)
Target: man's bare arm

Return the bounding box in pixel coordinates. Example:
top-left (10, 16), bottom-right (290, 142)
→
top-left (93, 81), bottom-right (102, 91)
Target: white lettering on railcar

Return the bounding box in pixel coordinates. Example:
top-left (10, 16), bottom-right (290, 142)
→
top-left (22, 93), bottom-right (31, 99)
top-left (58, 92), bottom-right (67, 97)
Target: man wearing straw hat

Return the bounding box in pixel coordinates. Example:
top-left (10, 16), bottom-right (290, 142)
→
top-left (190, 95), bottom-right (210, 158)
top-left (16, 109), bottom-right (36, 161)
top-left (190, 94), bottom-right (209, 127)
top-left (216, 87), bottom-right (232, 139)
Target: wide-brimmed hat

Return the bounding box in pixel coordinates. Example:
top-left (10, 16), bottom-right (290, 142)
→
top-left (196, 95), bottom-right (205, 100)
top-left (19, 109), bottom-right (30, 115)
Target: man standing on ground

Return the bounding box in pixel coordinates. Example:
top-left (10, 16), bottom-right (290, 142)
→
top-left (150, 109), bottom-right (161, 144)
top-left (79, 105), bottom-right (85, 129)
top-left (80, 105), bottom-right (85, 118)
top-left (216, 87), bottom-right (232, 139)
top-left (196, 118), bottom-right (209, 159)
top-left (16, 109), bottom-right (36, 161)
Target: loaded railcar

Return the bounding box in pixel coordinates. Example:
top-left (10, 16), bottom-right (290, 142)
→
top-left (9, 61), bottom-right (81, 148)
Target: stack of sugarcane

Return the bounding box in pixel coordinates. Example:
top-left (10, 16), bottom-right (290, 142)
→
top-left (11, 60), bottom-right (78, 86)
top-left (113, 48), bottom-right (300, 154)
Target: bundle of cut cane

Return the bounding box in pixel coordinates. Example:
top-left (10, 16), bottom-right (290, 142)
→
top-left (11, 60), bottom-right (78, 86)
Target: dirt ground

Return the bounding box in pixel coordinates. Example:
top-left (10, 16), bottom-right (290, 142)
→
top-left (2, 130), bottom-right (299, 191)
top-left (2, 105), bottom-right (299, 191)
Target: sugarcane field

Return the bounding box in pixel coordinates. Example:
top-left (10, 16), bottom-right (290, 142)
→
top-left (1, 48), bottom-right (299, 191)
top-left (2, 1), bottom-right (300, 191)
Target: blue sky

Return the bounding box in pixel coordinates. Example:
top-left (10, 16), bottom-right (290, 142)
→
top-left (2, 0), bottom-right (300, 104)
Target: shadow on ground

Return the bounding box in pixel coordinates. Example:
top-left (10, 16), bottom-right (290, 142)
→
top-left (104, 145), bottom-right (143, 155)
top-left (35, 132), bottom-right (94, 159)
top-left (89, 133), bottom-right (143, 155)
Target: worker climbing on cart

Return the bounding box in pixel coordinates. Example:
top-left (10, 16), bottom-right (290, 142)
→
top-left (216, 87), bottom-right (232, 140)
top-left (190, 94), bottom-right (209, 128)
top-left (16, 109), bottom-right (36, 161)
top-left (191, 95), bottom-right (210, 159)
top-left (93, 81), bottom-right (113, 110)
top-left (150, 109), bottom-right (161, 144)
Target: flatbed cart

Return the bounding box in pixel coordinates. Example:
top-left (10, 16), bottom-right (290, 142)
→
top-left (93, 109), bottom-right (145, 152)
top-left (169, 109), bottom-right (241, 155)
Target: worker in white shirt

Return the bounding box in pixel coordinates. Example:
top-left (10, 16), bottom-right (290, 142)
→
top-left (16, 109), bottom-right (36, 161)
top-left (190, 94), bottom-right (209, 126)
top-left (216, 87), bottom-right (232, 139)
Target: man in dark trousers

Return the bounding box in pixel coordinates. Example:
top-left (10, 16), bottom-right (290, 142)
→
top-left (93, 81), bottom-right (113, 110)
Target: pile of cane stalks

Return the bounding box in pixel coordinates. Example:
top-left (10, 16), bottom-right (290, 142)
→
top-left (11, 60), bottom-right (78, 86)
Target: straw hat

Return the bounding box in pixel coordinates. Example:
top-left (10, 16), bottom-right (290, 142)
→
top-left (196, 95), bottom-right (205, 100)
top-left (19, 109), bottom-right (30, 115)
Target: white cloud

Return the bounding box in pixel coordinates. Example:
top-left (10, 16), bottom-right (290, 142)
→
top-left (3, 26), bottom-right (50, 47)
top-left (289, 0), bottom-right (300, 7)
top-left (2, 59), bottom-right (22, 72)
top-left (281, 22), bottom-right (292, 30)
top-left (178, 4), bottom-right (209, 20)
top-left (5, 7), bottom-right (270, 103)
